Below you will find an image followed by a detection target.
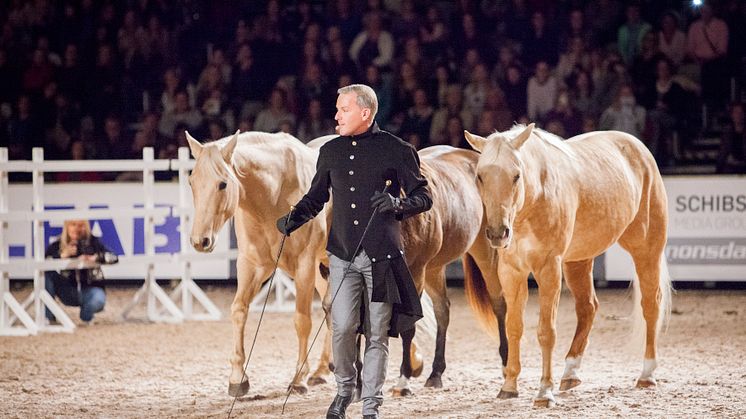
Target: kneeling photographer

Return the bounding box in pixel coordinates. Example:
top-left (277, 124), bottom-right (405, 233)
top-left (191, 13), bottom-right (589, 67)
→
top-left (45, 219), bottom-right (118, 326)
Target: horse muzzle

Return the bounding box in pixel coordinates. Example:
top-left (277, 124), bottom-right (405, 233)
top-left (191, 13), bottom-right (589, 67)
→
top-left (191, 235), bottom-right (215, 253)
top-left (485, 225), bottom-right (512, 249)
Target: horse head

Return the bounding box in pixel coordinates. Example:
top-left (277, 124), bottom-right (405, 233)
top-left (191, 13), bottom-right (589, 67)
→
top-left (186, 130), bottom-right (240, 252)
top-left (464, 123), bottom-right (534, 249)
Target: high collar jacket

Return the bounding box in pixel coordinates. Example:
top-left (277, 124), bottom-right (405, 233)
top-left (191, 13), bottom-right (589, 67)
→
top-left (290, 123), bottom-right (432, 335)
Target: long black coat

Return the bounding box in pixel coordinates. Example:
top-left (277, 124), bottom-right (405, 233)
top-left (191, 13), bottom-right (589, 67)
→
top-left (287, 123), bottom-right (432, 336)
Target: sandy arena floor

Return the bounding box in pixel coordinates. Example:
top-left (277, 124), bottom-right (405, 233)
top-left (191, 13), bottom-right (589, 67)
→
top-left (2, 284), bottom-right (746, 418)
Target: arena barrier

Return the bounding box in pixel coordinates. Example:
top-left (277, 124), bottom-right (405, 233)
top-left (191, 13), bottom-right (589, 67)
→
top-left (0, 147), bottom-right (297, 337)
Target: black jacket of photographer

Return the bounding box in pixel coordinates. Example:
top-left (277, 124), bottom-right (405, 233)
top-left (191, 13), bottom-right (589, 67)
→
top-left (282, 123), bottom-right (433, 336)
top-left (45, 236), bottom-right (111, 288)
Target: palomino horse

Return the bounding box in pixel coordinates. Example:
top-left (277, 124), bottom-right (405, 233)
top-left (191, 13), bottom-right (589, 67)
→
top-left (464, 124), bottom-right (671, 407)
top-left (188, 130), bottom-right (508, 398)
top-left (187, 130), bottom-right (333, 396)
top-left (303, 137), bottom-right (510, 395)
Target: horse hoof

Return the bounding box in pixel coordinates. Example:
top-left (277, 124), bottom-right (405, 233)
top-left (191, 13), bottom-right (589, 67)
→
top-left (497, 390), bottom-right (518, 399)
top-left (424, 375), bottom-right (443, 388)
top-left (533, 398), bottom-right (556, 408)
top-left (291, 384), bottom-right (308, 395)
top-left (228, 380), bottom-right (250, 397)
top-left (391, 387), bottom-right (413, 397)
top-left (560, 378), bottom-right (581, 391)
top-left (307, 375), bottom-right (326, 386)
top-left (636, 378), bottom-right (657, 388)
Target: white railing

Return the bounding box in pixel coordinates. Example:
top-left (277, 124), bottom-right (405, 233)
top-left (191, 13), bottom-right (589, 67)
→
top-left (0, 146), bottom-right (296, 336)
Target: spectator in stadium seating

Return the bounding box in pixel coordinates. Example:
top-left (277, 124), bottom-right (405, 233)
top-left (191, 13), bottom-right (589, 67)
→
top-left (483, 87), bottom-right (513, 132)
top-left (585, 0), bottom-right (624, 47)
top-left (400, 88), bottom-right (434, 149)
top-left (254, 87), bottom-right (296, 133)
top-left (521, 11), bottom-right (559, 69)
top-left (617, 3), bottom-right (652, 65)
top-left (556, 36), bottom-right (591, 85)
top-left (687, 2), bottom-right (729, 111)
top-left (657, 11), bottom-right (687, 67)
top-left (599, 84), bottom-right (646, 139)
top-left (527, 60), bottom-right (558, 121)
top-left (430, 84), bottom-right (474, 146)
top-left (419, 5), bottom-right (448, 62)
top-left (646, 57), bottom-right (690, 165)
top-left (567, 69), bottom-right (598, 120)
top-left (297, 98), bottom-right (335, 143)
top-left (390, 0), bottom-right (421, 45)
top-left (716, 102), bottom-right (746, 173)
top-left (463, 63), bottom-right (492, 117)
top-left (500, 64), bottom-right (528, 120)
top-left (45, 219), bottom-right (118, 326)
top-left (559, 9), bottom-right (595, 52)
top-left (543, 89), bottom-right (583, 137)
top-left (631, 31), bottom-right (665, 107)
top-left (158, 90), bottom-right (203, 139)
top-left (444, 115), bottom-right (467, 148)
top-left (349, 11), bottom-right (394, 73)
top-left (363, 64), bottom-right (392, 128)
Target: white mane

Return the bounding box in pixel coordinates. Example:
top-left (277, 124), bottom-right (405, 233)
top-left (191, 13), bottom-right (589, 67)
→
top-left (502, 124), bottom-right (577, 159)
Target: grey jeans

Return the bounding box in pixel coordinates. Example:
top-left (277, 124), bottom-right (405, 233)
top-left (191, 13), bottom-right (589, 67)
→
top-left (329, 250), bottom-right (393, 415)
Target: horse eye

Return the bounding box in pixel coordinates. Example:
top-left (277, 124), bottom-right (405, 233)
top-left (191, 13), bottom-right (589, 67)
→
top-left (477, 174), bottom-right (483, 184)
top-left (218, 181), bottom-right (227, 190)
top-left (513, 174), bottom-right (520, 183)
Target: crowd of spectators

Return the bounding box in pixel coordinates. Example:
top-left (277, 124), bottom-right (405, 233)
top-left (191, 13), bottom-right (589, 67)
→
top-left (1, 0), bottom-right (745, 179)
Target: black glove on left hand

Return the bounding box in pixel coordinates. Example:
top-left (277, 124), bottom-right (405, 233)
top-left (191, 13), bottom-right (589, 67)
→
top-left (370, 191), bottom-right (401, 214)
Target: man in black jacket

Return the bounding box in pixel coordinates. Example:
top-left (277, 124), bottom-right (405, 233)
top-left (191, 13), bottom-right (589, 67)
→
top-left (277, 84), bottom-right (432, 419)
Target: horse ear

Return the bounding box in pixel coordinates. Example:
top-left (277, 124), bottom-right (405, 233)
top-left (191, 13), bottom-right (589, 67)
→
top-left (464, 130), bottom-right (487, 152)
top-left (185, 131), bottom-right (203, 158)
top-left (510, 123), bottom-right (535, 149)
top-left (221, 130), bottom-right (240, 163)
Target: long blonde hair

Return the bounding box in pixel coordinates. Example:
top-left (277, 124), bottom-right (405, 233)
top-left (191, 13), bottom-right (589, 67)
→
top-left (60, 220), bottom-right (91, 248)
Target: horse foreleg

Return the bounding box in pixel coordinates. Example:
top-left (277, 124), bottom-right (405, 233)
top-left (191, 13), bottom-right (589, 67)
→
top-left (533, 259), bottom-right (563, 407)
top-left (289, 270), bottom-right (317, 394)
top-left (497, 265), bottom-right (528, 400)
top-left (424, 270), bottom-right (450, 388)
top-left (228, 260), bottom-right (268, 397)
top-left (309, 272), bottom-right (333, 385)
top-left (392, 327), bottom-right (416, 397)
top-left (560, 259), bottom-right (598, 391)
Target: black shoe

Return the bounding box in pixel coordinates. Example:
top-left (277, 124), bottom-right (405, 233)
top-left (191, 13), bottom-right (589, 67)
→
top-left (326, 394), bottom-right (352, 419)
top-left (362, 414), bottom-right (379, 419)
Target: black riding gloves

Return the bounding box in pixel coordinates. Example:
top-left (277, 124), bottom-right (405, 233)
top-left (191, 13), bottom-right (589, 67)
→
top-left (276, 214), bottom-right (302, 236)
top-left (370, 191), bottom-right (401, 214)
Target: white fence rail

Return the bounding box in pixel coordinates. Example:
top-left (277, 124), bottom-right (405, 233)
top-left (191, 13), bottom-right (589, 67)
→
top-left (0, 147), bottom-right (296, 336)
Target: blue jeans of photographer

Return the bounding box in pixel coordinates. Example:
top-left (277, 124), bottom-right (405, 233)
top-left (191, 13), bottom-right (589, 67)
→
top-left (45, 272), bottom-right (106, 322)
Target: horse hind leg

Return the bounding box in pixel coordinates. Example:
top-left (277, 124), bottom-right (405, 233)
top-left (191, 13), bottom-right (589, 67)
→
top-left (623, 244), bottom-right (668, 389)
top-left (559, 259), bottom-right (599, 391)
top-left (423, 267), bottom-right (449, 388)
top-left (392, 327), bottom-right (417, 397)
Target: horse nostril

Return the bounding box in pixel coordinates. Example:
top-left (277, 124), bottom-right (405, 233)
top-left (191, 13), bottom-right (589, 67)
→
top-left (201, 237), bottom-right (211, 248)
top-left (503, 228), bottom-right (510, 240)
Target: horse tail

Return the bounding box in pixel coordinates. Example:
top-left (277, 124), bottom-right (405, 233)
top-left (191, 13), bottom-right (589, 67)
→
top-left (462, 253), bottom-right (500, 338)
top-left (630, 254), bottom-right (673, 351)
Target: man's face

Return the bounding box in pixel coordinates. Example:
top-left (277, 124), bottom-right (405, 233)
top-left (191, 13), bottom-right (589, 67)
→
top-left (335, 92), bottom-right (370, 136)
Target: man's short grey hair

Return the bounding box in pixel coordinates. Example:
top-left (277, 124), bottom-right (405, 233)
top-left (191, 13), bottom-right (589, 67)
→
top-left (338, 84), bottom-right (378, 121)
